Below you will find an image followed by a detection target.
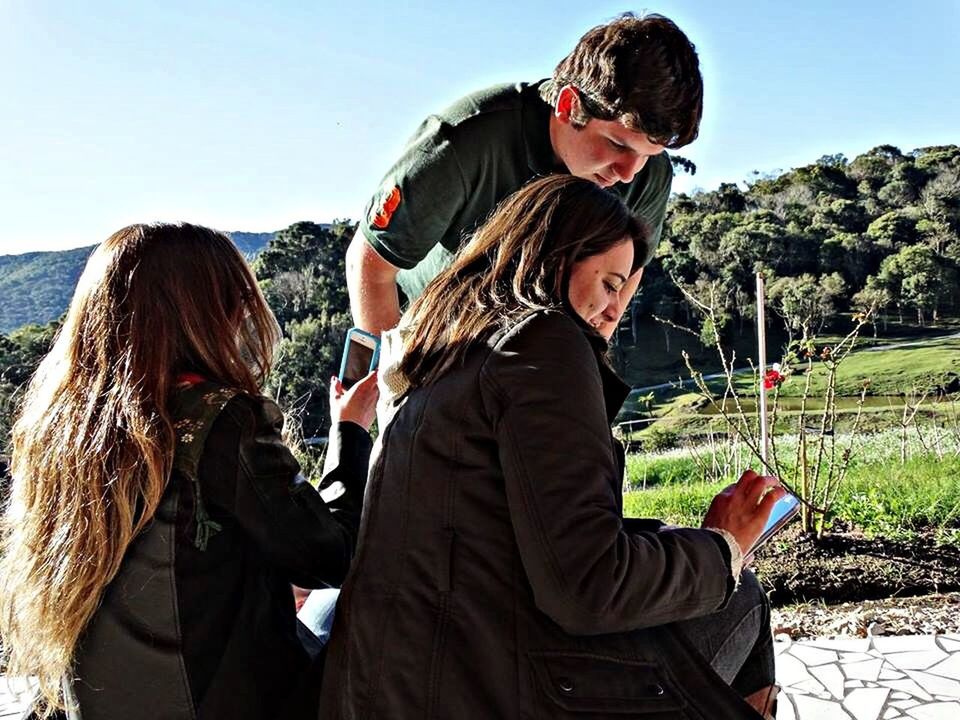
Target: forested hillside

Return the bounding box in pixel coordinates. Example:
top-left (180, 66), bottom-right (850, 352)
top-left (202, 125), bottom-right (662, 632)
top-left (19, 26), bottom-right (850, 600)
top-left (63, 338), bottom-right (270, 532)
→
top-left (632, 144), bottom-right (960, 339)
top-left (0, 231), bottom-right (276, 333)
top-left (0, 246), bottom-right (95, 335)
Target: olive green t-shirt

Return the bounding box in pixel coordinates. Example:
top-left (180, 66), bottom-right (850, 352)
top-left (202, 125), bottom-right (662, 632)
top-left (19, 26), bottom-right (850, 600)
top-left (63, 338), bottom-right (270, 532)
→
top-left (361, 80), bottom-right (674, 301)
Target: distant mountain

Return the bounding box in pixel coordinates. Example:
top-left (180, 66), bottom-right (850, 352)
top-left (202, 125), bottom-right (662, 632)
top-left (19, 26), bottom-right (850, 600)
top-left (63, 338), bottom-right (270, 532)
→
top-left (0, 245), bottom-right (96, 336)
top-left (0, 231), bottom-right (276, 334)
top-left (227, 231), bottom-right (277, 258)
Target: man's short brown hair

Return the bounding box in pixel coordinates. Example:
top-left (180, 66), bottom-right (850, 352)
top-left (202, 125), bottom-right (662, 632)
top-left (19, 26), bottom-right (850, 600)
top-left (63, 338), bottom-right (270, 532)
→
top-left (541, 13), bottom-right (703, 149)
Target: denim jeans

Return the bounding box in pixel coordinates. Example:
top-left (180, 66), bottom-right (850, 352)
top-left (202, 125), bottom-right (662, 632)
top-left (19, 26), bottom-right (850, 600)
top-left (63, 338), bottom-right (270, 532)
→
top-left (296, 587), bottom-right (340, 659)
top-left (671, 568), bottom-right (776, 696)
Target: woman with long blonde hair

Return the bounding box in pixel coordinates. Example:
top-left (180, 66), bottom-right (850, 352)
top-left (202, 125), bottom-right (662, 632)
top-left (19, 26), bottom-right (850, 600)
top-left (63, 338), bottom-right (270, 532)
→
top-left (0, 223), bottom-right (377, 719)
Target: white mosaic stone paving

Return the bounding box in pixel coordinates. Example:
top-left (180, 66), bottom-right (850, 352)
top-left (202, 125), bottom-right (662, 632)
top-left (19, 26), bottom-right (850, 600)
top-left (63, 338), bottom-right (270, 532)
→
top-left (844, 688), bottom-right (889, 720)
top-left (792, 645), bottom-right (841, 666)
top-left (779, 635), bottom-right (960, 719)
top-left (890, 681), bottom-right (935, 701)
top-left (812, 662), bottom-right (847, 698)
top-left (927, 654), bottom-right (960, 679)
top-left (891, 698), bottom-right (922, 709)
top-left (874, 636), bottom-right (940, 653)
top-left (904, 671), bottom-right (960, 697)
top-left (906, 702), bottom-right (960, 719)
top-left (847, 658), bottom-right (885, 681)
top-left (886, 650), bottom-right (949, 671)
top-left (847, 652), bottom-right (884, 663)
top-left (812, 638), bottom-right (873, 653)
top-left (793, 693), bottom-right (855, 718)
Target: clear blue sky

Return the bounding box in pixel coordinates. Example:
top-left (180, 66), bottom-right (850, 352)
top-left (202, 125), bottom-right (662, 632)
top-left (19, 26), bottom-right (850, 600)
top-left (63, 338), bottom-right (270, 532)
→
top-left (1, 0), bottom-right (958, 254)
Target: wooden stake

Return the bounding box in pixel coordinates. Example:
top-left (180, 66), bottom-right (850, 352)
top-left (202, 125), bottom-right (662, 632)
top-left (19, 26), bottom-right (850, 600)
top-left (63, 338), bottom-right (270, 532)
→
top-left (756, 273), bottom-right (769, 466)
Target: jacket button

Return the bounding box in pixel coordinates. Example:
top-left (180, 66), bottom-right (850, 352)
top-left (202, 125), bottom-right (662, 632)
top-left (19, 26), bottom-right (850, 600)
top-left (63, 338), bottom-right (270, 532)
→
top-left (557, 677), bottom-right (574, 694)
top-left (648, 683), bottom-right (665, 696)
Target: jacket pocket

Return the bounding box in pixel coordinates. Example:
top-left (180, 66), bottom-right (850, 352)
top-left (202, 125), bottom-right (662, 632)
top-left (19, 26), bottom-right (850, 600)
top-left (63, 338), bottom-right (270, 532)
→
top-left (529, 651), bottom-right (685, 717)
top-left (425, 590), bottom-right (453, 719)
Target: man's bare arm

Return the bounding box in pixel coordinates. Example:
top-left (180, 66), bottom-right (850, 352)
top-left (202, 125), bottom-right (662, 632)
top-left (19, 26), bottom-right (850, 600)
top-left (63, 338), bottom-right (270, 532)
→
top-left (345, 230), bottom-right (402, 336)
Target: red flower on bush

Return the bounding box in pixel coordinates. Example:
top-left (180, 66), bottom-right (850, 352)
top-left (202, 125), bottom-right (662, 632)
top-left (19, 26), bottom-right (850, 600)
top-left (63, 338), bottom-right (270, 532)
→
top-left (763, 367), bottom-right (784, 390)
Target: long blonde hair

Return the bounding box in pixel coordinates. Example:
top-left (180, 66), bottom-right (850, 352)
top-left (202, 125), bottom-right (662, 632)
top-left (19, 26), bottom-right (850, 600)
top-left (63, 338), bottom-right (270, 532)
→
top-left (0, 223), bottom-right (279, 715)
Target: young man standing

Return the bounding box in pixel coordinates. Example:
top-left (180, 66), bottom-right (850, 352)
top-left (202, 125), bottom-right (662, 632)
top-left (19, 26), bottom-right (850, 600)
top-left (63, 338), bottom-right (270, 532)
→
top-left (347, 13), bottom-right (703, 339)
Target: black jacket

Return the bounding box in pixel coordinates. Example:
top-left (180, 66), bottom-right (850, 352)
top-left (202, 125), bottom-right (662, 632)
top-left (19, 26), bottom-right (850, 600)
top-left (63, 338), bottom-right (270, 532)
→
top-left (65, 384), bottom-right (371, 720)
top-left (319, 310), bottom-right (758, 719)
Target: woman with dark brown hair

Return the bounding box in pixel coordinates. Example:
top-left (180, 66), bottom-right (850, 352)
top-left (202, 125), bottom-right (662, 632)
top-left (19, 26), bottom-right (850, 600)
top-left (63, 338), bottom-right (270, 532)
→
top-left (320, 175), bottom-right (781, 719)
top-left (0, 223), bottom-right (377, 719)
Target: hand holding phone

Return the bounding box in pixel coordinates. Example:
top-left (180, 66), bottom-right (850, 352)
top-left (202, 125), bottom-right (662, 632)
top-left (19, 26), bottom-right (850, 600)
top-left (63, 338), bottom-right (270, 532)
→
top-left (338, 328), bottom-right (381, 390)
top-left (745, 491), bottom-right (800, 562)
top-left (329, 372), bottom-right (379, 430)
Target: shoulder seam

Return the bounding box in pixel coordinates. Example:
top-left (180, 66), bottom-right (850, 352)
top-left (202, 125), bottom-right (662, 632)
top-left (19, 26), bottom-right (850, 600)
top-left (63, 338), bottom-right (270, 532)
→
top-left (478, 309), bottom-right (590, 400)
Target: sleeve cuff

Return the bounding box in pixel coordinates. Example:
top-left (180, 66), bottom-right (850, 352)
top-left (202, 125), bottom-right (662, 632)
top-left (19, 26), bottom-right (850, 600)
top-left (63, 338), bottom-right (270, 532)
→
top-left (705, 527), bottom-right (744, 590)
top-left (361, 225), bottom-right (420, 271)
top-left (318, 421), bottom-right (372, 499)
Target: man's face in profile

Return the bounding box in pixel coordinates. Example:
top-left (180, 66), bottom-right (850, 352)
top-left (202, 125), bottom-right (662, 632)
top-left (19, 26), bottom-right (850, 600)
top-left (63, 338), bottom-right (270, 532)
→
top-left (551, 88), bottom-right (666, 188)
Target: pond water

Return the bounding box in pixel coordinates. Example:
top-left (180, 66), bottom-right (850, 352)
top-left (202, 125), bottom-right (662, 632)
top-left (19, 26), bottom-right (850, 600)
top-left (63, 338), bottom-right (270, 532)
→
top-left (698, 394), bottom-right (936, 415)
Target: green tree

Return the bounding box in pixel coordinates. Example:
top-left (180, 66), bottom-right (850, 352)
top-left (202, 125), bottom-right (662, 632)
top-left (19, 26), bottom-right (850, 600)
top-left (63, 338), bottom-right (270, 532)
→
top-left (768, 272), bottom-right (846, 339)
top-left (865, 210), bottom-right (918, 250)
top-left (872, 245), bottom-right (957, 325)
top-left (0, 320), bottom-right (60, 455)
top-left (819, 232), bottom-right (879, 288)
top-left (848, 145), bottom-right (905, 201)
top-left (813, 197), bottom-right (867, 234)
top-left (269, 313), bottom-right (352, 437)
top-left (921, 166), bottom-right (960, 235)
top-left (913, 145), bottom-right (960, 172)
top-left (851, 285), bottom-right (892, 335)
top-left (254, 221), bottom-right (355, 437)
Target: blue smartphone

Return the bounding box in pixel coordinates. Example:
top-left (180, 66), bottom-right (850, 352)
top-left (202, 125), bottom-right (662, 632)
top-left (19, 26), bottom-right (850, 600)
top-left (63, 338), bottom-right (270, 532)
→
top-left (750, 492), bottom-right (801, 555)
top-left (338, 328), bottom-right (380, 389)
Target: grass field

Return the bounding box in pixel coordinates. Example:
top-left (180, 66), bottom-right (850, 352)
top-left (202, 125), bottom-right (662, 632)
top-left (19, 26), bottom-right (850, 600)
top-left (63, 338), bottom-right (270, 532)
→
top-left (775, 337), bottom-right (960, 397)
top-left (622, 430), bottom-right (960, 542)
top-left (617, 333), bottom-right (960, 441)
top-left (614, 317), bottom-right (960, 387)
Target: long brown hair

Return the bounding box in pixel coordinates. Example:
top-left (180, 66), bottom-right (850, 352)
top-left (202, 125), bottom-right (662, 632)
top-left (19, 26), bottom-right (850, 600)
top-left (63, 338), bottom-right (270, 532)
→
top-left (400, 175), bottom-right (648, 388)
top-left (0, 223), bottom-right (279, 715)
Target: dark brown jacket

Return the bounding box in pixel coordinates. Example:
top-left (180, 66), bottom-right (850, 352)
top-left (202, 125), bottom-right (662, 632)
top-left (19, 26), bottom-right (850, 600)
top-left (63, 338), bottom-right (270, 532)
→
top-left (61, 384), bottom-right (370, 720)
top-left (319, 310), bottom-right (759, 719)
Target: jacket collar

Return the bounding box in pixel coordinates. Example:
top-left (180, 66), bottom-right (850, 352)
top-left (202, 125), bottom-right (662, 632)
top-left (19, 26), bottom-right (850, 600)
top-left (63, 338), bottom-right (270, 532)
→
top-left (584, 331), bottom-right (631, 424)
top-left (564, 309), bottom-right (631, 423)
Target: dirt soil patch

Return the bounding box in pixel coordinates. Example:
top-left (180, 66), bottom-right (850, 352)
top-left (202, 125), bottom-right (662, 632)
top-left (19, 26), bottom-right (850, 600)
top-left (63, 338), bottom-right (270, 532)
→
top-left (752, 524), bottom-right (960, 606)
top-left (772, 592), bottom-right (960, 640)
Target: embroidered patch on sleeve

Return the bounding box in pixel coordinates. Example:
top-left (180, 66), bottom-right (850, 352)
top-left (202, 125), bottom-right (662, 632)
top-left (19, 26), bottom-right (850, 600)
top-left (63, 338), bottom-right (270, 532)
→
top-left (370, 185), bottom-right (402, 229)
